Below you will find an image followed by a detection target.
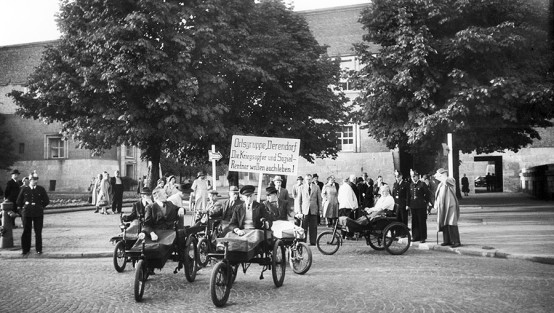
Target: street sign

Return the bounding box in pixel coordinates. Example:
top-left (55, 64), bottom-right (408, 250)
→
top-left (208, 151), bottom-right (223, 161)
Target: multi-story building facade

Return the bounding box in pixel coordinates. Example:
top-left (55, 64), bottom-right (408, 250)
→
top-left (0, 41), bottom-right (147, 192)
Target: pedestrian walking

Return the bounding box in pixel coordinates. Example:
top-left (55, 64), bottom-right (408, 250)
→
top-left (461, 174), bottom-right (470, 196)
top-left (92, 174), bottom-right (102, 213)
top-left (296, 174), bottom-right (322, 245)
top-left (434, 168), bottom-right (461, 247)
top-left (97, 172), bottom-right (112, 215)
top-left (322, 176), bottom-right (339, 227)
top-left (16, 173), bottom-right (49, 255)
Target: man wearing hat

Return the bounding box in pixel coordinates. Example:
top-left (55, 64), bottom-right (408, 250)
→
top-left (406, 169), bottom-right (431, 243)
top-left (4, 169), bottom-right (22, 227)
top-left (392, 170), bottom-right (410, 226)
top-left (16, 173), bottom-right (50, 255)
top-left (434, 168), bottom-right (461, 247)
top-left (194, 190), bottom-right (221, 225)
top-left (229, 185), bottom-right (271, 236)
top-left (211, 186), bottom-right (243, 236)
top-left (167, 183), bottom-right (191, 209)
top-left (110, 170), bottom-right (125, 214)
top-left (273, 176), bottom-right (291, 217)
top-left (264, 186), bottom-right (288, 221)
top-left (143, 187), bottom-right (185, 241)
top-left (297, 174), bottom-right (323, 245)
top-left (123, 187), bottom-right (153, 223)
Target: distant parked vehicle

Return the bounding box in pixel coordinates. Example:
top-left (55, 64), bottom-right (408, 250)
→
top-left (474, 176), bottom-right (486, 187)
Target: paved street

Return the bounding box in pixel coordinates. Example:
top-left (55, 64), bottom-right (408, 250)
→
top-left (1, 243), bottom-right (553, 313)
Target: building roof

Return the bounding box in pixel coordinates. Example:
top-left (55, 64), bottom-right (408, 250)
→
top-left (0, 40), bottom-right (58, 86)
top-left (299, 4), bottom-right (379, 57)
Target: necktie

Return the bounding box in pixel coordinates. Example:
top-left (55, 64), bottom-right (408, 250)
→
top-left (308, 184), bottom-right (311, 195)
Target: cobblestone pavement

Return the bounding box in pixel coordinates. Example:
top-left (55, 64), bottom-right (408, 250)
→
top-left (1, 243), bottom-right (553, 313)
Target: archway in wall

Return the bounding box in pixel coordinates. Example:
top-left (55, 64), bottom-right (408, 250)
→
top-left (474, 156), bottom-right (503, 192)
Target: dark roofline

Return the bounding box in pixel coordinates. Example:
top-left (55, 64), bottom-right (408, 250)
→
top-left (297, 3), bottom-right (369, 14)
top-left (0, 39), bottom-right (59, 50)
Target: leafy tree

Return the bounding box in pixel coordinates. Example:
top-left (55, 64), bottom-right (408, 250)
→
top-left (9, 0), bottom-right (347, 189)
top-left (353, 0), bottom-right (554, 193)
top-left (0, 115), bottom-right (18, 170)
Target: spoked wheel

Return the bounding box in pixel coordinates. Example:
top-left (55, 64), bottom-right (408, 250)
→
top-left (197, 238), bottom-right (210, 268)
top-left (134, 260), bottom-right (147, 302)
top-left (289, 242), bottom-right (312, 275)
top-left (184, 236), bottom-right (198, 282)
top-left (113, 241), bottom-right (127, 272)
top-left (272, 239), bottom-right (286, 287)
top-left (316, 231), bottom-right (341, 255)
top-left (383, 222), bottom-right (411, 255)
top-left (210, 261), bottom-right (231, 307)
top-left (367, 232), bottom-right (385, 251)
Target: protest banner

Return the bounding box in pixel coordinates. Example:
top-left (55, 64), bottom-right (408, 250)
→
top-left (229, 135), bottom-right (300, 176)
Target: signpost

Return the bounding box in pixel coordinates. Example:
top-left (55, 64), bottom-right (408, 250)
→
top-left (229, 135), bottom-right (300, 201)
top-left (208, 145), bottom-right (222, 192)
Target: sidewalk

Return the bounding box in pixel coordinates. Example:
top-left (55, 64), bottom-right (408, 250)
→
top-left (1, 192), bottom-right (553, 264)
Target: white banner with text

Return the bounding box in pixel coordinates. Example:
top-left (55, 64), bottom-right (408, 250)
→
top-left (229, 135), bottom-right (300, 175)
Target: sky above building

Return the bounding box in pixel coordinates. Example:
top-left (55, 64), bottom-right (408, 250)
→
top-left (0, 0), bottom-right (369, 46)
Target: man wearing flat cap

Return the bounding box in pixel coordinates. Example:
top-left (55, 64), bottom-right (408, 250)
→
top-left (229, 185), bottom-right (271, 236)
top-left (16, 173), bottom-right (49, 255)
top-left (211, 186), bottom-right (243, 236)
top-left (406, 169), bottom-right (431, 243)
top-left (264, 186), bottom-right (288, 221)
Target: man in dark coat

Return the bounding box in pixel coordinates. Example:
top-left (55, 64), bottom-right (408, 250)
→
top-left (110, 170), bottom-right (125, 214)
top-left (16, 173), bottom-right (49, 255)
top-left (392, 170), bottom-right (410, 226)
top-left (406, 170), bottom-right (431, 243)
top-left (210, 186), bottom-right (243, 236)
top-left (229, 185), bottom-right (271, 236)
top-left (142, 188), bottom-right (184, 241)
top-left (123, 187), bottom-right (152, 223)
top-left (264, 186), bottom-right (288, 221)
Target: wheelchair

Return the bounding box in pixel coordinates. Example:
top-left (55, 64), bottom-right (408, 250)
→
top-left (316, 210), bottom-right (411, 256)
top-left (130, 222), bottom-right (204, 302)
top-left (207, 221), bottom-right (286, 307)
top-left (110, 212), bottom-right (143, 273)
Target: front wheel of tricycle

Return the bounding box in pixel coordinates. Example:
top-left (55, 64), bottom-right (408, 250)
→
top-left (316, 231), bottom-right (341, 255)
top-left (134, 259), bottom-right (147, 302)
top-left (290, 242), bottom-right (312, 275)
top-left (383, 222), bottom-right (411, 255)
top-left (113, 240), bottom-right (127, 272)
top-left (184, 235), bottom-right (198, 282)
top-left (272, 239), bottom-right (286, 287)
top-left (210, 261), bottom-right (231, 307)
top-left (197, 238), bottom-right (210, 268)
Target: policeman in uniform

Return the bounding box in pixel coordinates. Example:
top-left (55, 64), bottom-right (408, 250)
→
top-left (392, 170), bottom-right (410, 226)
top-left (16, 173), bottom-right (49, 255)
top-left (406, 170), bottom-right (430, 243)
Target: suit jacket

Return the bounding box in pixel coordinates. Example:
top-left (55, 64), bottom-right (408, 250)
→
top-left (406, 180), bottom-right (430, 210)
top-left (143, 201), bottom-right (179, 233)
top-left (110, 177), bottom-right (124, 195)
top-left (16, 185), bottom-right (50, 217)
top-left (212, 198), bottom-right (243, 222)
top-left (5, 179), bottom-right (21, 203)
top-left (229, 201), bottom-right (271, 230)
top-left (276, 187), bottom-right (291, 213)
top-left (297, 182), bottom-right (322, 215)
top-left (123, 200), bottom-right (147, 222)
top-left (264, 199), bottom-right (288, 221)
top-left (392, 179), bottom-right (410, 207)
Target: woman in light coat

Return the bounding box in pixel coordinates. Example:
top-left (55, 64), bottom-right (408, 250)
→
top-left (322, 176), bottom-right (339, 227)
top-left (92, 173), bottom-right (102, 213)
top-left (96, 172), bottom-right (112, 215)
top-left (434, 168), bottom-right (461, 247)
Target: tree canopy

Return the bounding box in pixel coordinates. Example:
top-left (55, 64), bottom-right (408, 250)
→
top-left (9, 0), bottom-right (347, 187)
top-left (353, 0), bottom-right (554, 157)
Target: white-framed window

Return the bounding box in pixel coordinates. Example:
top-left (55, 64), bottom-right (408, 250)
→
top-left (337, 125), bottom-right (355, 152)
top-left (45, 135), bottom-right (67, 159)
top-left (125, 145), bottom-right (135, 159)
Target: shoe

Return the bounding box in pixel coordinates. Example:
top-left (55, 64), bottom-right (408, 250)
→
top-left (94, 209), bottom-right (99, 213)
top-left (451, 243), bottom-right (461, 248)
top-left (440, 243), bottom-right (451, 246)
top-left (21, 251), bottom-right (29, 256)
top-left (36, 251), bottom-right (42, 255)
top-left (420, 240), bottom-right (426, 243)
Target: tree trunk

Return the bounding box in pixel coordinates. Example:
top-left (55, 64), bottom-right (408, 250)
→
top-left (147, 148), bottom-right (162, 191)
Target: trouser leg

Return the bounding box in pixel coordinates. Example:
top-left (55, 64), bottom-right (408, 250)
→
top-left (442, 226), bottom-right (451, 244)
top-left (410, 209), bottom-right (420, 240)
top-left (34, 216), bottom-right (44, 252)
top-left (396, 205), bottom-right (408, 225)
top-left (448, 225), bottom-right (460, 244)
top-left (21, 216), bottom-right (32, 253)
top-left (302, 214), bottom-right (309, 243)
top-left (417, 210), bottom-right (427, 241)
top-left (308, 214), bottom-right (318, 245)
